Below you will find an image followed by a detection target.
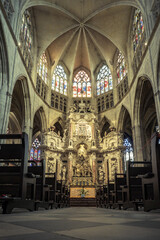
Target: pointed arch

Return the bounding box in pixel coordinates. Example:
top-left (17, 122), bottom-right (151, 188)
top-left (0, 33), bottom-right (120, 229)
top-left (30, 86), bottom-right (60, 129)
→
top-left (52, 64), bottom-right (68, 95)
top-left (32, 107), bottom-right (47, 140)
top-left (96, 63), bottom-right (113, 96)
top-left (99, 116), bottom-right (111, 138)
top-left (133, 76), bottom-right (158, 161)
top-left (50, 117), bottom-right (64, 137)
top-left (8, 76), bottom-right (31, 133)
top-left (117, 105), bottom-right (133, 167)
top-left (73, 68), bottom-right (91, 98)
top-left (117, 105), bottom-right (132, 137)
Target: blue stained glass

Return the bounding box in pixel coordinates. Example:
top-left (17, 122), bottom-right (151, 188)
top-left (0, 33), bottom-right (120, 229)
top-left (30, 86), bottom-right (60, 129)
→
top-left (30, 148), bottom-right (34, 160)
top-left (116, 51), bottom-right (127, 84)
top-left (73, 70), bottom-right (91, 97)
top-left (97, 64), bottom-right (112, 95)
top-left (30, 138), bottom-right (41, 162)
top-left (132, 9), bottom-right (145, 52)
top-left (38, 150), bottom-right (41, 161)
top-left (83, 85), bottom-right (86, 92)
top-left (37, 52), bottom-right (48, 83)
top-left (52, 64), bottom-right (68, 95)
top-left (123, 137), bottom-right (134, 170)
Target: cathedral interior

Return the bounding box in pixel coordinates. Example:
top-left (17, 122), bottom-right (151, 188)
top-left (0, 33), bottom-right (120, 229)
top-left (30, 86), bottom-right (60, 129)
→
top-left (0, 1), bottom-right (160, 236)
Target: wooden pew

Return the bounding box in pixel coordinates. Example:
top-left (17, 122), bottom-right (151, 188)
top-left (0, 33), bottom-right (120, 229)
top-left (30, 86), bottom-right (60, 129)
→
top-left (142, 132), bottom-right (160, 211)
top-left (0, 133), bottom-right (36, 214)
top-left (122, 161), bottom-right (152, 210)
top-left (61, 183), bottom-right (70, 207)
top-left (111, 173), bottom-right (126, 209)
top-left (64, 185), bottom-right (70, 207)
top-left (105, 160), bottom-right (114, 209)
top-left (106, 182), bottom-right (114, 208)
top-left (28, 160), bottom-right (50, 210)
top-left (56, 180), bottom-right (69, 208)
top-left (96, 186), bottom-right (104, 207)
top-left (96, 161), bottom-right (114, 209)
top-left (45, 172), bottom-right (57, 209)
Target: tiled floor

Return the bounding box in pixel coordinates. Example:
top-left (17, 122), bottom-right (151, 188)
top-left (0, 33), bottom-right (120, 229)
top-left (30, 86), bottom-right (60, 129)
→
top-left (0, 207), bottom-right (160, 240)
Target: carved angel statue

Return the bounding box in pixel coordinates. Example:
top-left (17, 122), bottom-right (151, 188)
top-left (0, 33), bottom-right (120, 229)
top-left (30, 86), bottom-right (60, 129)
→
top-left (62, 166), bottom-right (66, 180)
top-left (98, 166), bottom-right (104, 181)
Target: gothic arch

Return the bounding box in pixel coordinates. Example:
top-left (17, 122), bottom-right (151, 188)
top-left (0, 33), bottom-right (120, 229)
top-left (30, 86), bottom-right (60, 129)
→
top-left (8, 77), bottom-right (31, 133)
top-left (134, 76), bottom-right (158, 161)
top-left (100, 116), bottom-right (111, 138)
top-left (117, 105), bottom-right (132, 136)
top-left (49, 117), bottom-right (64, 137)
top-left (32, 107), bottom-right (47, 139)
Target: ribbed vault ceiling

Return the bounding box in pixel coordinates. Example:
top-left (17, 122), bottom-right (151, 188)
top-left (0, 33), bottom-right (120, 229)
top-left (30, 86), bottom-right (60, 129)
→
top-left (23, 0), bottom-right (137, 75)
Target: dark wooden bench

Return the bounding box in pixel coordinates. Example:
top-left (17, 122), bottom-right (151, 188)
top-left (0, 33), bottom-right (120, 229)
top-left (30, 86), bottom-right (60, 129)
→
top-left (111, 173), bottom-right (126, 209)
top-left (96, 161), bottom-right (114, 209)
top-left (56, 180), bottom-right (69, 208)
top-left (142, 132), bottom-right (160, 211)
top-left (45, 172), bottom-right (57, 209)
top-left (122, 161), bottom-right (152, 210)
top-left (0, 133), bottom-right (36, 214)
top-left (28, 160), bottom-right (51, 210)
top-left (105, 161), bottom-right (114, 209)
top-left (106, 183), bottom-right (114, 208)
top-left (96, 186), bottom-right (104, 207)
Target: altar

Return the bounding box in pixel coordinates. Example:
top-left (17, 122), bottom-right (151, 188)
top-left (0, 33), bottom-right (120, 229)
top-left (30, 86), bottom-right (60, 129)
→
top-left (70, 186), bottom-right (96, 198)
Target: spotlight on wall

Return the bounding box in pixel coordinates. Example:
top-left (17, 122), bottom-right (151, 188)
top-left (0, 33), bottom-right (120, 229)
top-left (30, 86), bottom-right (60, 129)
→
top-left (145, 42), bottom-right (147, 46)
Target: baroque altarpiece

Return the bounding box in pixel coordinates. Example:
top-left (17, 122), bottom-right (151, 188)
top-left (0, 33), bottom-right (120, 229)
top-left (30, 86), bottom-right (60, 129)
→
top-left (40, 101), bottom-right (124, 189)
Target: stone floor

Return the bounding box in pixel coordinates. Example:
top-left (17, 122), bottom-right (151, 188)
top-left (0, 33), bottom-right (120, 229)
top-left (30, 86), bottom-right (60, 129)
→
top-left (0, 207), bottom-right (160, 240)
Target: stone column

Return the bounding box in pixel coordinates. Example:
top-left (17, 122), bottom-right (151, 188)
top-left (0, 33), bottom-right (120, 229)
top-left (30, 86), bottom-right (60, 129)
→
top-left (91, 152), bottom-right (96, 184)
top-left (68, 152), bottom-right (73, 184)
top-left (56, 153), bottom-right (61, 180)
top-left (0, 90), bottom-right (12, 133)
top-left (118, 150), bottom-right (124, 173)
top-left (132, 124), bottom-right (144, 161)
top-left (91, 120), bottom-right (95, 140)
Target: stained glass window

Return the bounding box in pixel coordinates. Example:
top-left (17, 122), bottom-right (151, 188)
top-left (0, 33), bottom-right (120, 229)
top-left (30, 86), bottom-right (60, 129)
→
top-left (30, 138), bottom-right (41, 161)
top-left (123, 138), bottom-right (134, 170)
top-left (19, 9), bottom-right (33, 72)
top-left (96, 65), bottom-right (113, 96)
top-left (52, 65), bottom-right (67, 95)
top-left (73, 70), bottom-right (91, 97)
top-left (116, 51), bottom-right (127, 84)
top-left (37, 52), bottom-right (48, 83)
top-left (132, 9), bottom-right (145, 52)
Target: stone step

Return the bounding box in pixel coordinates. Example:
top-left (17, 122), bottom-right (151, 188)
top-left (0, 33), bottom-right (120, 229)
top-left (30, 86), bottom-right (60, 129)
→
top-left (70, 198), bottom-right (96, 207)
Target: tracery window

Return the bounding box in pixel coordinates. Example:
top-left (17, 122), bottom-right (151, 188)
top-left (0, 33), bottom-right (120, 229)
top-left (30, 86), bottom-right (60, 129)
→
top-left (30, 138), bottom-right (41, 161)
top-left (123, 137), bottom-right (134, 170)
top-left (73, 70), bottom-right (91, 97)
top-left (37, 52), bottom-right (48, 83)
top-left (132, 9), bottom-right (145, 53)
top-left (96, 64), bottom-right (113, 96)
top-left (116, 51), bottom-right (127, 84)
top-left (19, 9), bottom-right (33, 74)
top-left (52, 65), bottom-right (67, 95)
